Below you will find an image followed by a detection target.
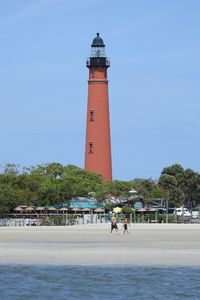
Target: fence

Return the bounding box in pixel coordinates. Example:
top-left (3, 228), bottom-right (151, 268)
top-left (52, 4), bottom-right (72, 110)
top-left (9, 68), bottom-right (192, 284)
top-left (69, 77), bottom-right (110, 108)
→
top-left (0, 212), bottom-right (199, 226)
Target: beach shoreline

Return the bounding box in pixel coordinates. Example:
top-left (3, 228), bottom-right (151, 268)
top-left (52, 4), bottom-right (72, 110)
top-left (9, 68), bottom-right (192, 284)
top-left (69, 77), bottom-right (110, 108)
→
top-left (0, 224), bottom-right (199, 266)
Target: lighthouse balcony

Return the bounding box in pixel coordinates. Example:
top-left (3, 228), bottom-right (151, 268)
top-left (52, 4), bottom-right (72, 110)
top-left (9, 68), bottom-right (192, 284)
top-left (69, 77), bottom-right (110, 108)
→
top-left (86, 57), bottom-right (110, 68)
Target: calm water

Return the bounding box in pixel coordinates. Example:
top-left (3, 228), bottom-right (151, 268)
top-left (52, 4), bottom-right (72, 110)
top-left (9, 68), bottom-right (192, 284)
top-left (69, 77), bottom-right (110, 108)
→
top-left (0, 265), bottom-right (199, 300)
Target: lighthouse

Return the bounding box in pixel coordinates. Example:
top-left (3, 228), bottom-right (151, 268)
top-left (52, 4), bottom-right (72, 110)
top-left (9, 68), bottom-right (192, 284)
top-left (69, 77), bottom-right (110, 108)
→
top-left (84, 33), bottom-right (112, 181)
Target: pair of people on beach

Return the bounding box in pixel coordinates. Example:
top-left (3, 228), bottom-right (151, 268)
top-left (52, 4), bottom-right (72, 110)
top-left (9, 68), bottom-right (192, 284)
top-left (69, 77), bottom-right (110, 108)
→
top-left (110, 217), bottom-right (129, 234)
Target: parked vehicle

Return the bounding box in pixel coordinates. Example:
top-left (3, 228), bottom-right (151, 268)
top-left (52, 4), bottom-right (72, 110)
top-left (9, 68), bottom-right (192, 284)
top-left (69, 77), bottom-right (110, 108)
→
top-left (174, 207), bottom-right (191, 217)
top-left (191, 210), bottom-right (199, 219)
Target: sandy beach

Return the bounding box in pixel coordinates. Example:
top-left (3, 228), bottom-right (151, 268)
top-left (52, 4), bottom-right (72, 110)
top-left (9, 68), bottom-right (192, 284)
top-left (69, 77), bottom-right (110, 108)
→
top-left (0, 223), bottom-right (199, 266)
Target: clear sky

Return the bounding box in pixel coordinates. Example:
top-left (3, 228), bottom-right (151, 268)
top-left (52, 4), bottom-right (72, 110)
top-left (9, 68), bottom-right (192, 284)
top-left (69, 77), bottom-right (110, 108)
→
top-left (0, 0), bottom-right (200, 181)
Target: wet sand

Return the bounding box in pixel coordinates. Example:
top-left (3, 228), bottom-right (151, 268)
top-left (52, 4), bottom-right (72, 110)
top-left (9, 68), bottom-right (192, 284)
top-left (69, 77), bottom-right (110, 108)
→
top-left (0, 224), bottom-right (199, 266)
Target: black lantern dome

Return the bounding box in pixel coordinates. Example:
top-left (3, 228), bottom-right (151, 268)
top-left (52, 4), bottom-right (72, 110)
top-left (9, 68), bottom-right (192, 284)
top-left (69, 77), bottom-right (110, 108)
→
top-left (91, 33), bottom-right (105, 47)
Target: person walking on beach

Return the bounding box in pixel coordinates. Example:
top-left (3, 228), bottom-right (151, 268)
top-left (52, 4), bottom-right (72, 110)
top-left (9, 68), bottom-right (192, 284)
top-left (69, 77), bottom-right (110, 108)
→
top-left (123, 218), bottom-right (129, 234)
top-left (110, 216), bottom-right (118, 233)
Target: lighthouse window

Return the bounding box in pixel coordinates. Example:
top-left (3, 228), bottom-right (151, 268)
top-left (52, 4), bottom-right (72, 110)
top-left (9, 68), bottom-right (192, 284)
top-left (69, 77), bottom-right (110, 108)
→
top-left (89, 109), bottom-right (95, 121)
top-left (91, 69), bottom-right (95, 77)
top-left (89, 142), bottom-right (94, 154)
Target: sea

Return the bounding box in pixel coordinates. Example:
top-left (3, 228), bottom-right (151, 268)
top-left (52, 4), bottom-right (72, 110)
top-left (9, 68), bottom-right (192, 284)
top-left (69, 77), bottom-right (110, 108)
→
top-left (0, 265), bottom-right (199, 300)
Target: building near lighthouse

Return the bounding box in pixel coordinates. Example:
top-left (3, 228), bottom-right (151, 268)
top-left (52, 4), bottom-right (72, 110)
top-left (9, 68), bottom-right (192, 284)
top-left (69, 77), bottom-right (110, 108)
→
top-left (84, 33), bottom-right (112, 181)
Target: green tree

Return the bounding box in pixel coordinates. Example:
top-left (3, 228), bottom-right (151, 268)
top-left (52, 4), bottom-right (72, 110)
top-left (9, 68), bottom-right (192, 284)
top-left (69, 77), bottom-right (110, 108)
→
top-left (161, 164), bottom-right (184, 176)
top-left (107, 180), bottom-right (132, 198)
top-left (46, 163), bottom-right (64, 178)
top-left (159, 164), bottom-right (199, 207)
top-left (2, 163), bottom-right (20, 175)
top-left (183, 169), bottom-right (199, 208)
top-left (130, 178), bottom-right (156, 204)
top-left (0, 184), bottom-right (17, 214)
top-left (37, 179), bottom-right (63, 206)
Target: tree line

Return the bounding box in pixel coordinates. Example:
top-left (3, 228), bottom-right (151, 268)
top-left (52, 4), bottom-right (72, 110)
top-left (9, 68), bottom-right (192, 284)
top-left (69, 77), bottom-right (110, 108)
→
top-left (0, 163), bottom-right (200, 214)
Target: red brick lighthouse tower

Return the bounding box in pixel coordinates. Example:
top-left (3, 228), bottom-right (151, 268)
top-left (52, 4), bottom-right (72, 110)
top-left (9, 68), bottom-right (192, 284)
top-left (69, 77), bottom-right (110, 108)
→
top-left (84, 33), bottom-right (112, 181)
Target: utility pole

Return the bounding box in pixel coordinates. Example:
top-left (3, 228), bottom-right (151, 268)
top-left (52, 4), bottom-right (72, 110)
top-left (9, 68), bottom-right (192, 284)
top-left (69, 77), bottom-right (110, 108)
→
top-left (166, 191), bottom-right (169, 223)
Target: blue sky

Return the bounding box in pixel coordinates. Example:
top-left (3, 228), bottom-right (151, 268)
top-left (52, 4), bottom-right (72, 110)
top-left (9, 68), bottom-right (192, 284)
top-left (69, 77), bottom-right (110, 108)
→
top-left (0, 0), bottom-right (200, 180)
